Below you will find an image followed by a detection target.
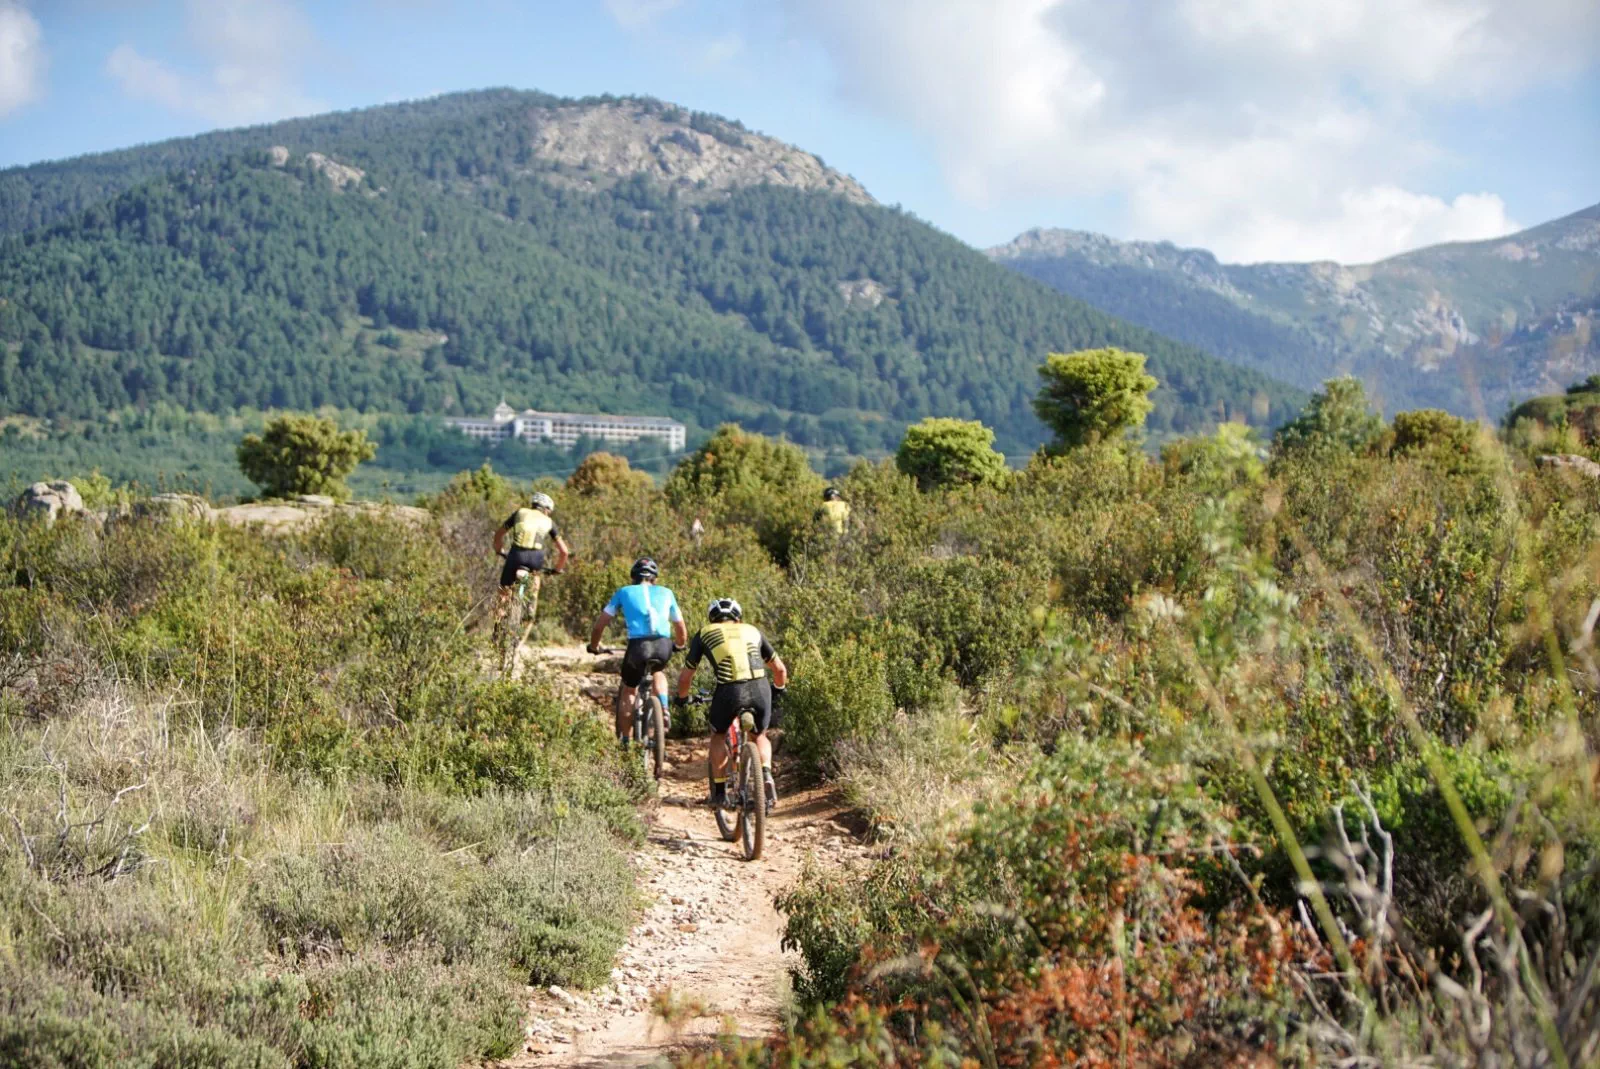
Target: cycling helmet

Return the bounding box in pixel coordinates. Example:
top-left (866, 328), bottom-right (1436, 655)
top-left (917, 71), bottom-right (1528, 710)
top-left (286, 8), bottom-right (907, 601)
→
top-left (707, 597), bottom-right (742, 623)
top-left (530, 491), bottom-right (555, 511)
top-left (630, 557), bottom-right (659, 583)
top-left (822, 487), bottom-right (842, 501)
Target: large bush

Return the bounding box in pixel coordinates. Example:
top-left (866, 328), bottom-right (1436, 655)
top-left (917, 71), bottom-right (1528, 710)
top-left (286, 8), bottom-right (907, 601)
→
top-left (237, 414), bottom-right (376, 500)
top-left (893, 417), bottom-right (1008, 491)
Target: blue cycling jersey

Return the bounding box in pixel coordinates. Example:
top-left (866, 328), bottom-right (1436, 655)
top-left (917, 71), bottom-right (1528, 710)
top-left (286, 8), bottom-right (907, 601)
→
top-left (604, 583), bottom-right (683, 639)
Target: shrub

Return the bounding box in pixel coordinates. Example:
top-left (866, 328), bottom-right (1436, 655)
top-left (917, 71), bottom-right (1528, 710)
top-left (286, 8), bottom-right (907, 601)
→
top-left (768, 742), bottom-right (1319, 1063)
top-left (566, 451), bottom-right (653, 495)
top-left (237, 414), bottom-right (376, 500)
top-left (781, 639), bottom-right (896, 777)
top-left (1272, 375), bottom-right (1385, 459)
top-left (665, 424), bottom-right (824, 563)
top-left (893, 417), bottom-right (1008, 491)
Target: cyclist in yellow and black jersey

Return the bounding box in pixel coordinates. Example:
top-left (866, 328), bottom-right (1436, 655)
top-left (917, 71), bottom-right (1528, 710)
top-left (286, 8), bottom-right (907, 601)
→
top-left (673, 597), bottom-right (787, 809)
top-left (491, 492), bottom-right (570, 621)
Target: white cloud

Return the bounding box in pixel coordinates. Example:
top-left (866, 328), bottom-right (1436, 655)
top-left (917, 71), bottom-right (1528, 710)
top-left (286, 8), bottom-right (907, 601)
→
top-left (783, 0), bottom-right (1596, 261)
top-left (105, 0), bottom-right (322, 125)
top-left (604, 0), bottom-right (683, 31)
top-left (0, 0), bottom-right (45, 116)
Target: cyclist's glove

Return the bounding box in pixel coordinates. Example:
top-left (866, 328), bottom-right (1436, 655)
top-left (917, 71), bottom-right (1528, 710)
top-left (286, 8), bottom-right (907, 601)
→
top-left (771, 686), bottom-right (786, 706)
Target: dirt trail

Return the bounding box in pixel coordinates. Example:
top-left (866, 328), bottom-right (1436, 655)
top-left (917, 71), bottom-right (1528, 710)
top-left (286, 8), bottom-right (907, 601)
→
top-left (501, 646), bottom-right (867, 1068)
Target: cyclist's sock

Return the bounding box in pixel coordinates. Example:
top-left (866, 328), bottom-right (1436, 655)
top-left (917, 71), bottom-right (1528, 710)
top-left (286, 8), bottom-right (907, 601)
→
top-left (710, 777), bottom-right (726, 803)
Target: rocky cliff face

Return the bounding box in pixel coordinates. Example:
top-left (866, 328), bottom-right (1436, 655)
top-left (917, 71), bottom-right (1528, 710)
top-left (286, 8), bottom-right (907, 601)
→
top-left (990, 203), bottom-right (1600, 406)
top-left (524, 101), bottom-right (872, 205)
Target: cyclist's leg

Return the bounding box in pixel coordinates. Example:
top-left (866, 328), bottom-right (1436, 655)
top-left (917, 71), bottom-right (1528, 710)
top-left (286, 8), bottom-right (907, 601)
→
top-left (706, 690), bottom-right (735, 801)
top-left (525, 571), bottom-right (543, 625)
top-left (616, 640), bottom-right (646, 743)
top-left (748, 681), bottom-right (776, 805)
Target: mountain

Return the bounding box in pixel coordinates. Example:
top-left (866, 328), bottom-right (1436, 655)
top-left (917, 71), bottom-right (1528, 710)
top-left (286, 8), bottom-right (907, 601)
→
top-left (0, 89), bottom-right (1299, 469)
top-left (990, 204), bottom-right (1600, 417)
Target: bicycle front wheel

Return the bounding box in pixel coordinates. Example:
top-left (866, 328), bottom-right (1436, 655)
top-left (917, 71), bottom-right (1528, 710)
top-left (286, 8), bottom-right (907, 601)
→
top-left (499, 597), bottom-right (524, 678)
top-left (738, 741), bottom-right (764, 861)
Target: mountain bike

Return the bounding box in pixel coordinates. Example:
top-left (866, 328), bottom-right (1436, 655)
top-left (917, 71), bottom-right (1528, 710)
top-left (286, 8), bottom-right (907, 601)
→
top-left (593, 646), bottom-right (669, 782)
top-left (494, 556), bottom-right (559, 678)
top-left (685, 691), bottom-right (770, 861)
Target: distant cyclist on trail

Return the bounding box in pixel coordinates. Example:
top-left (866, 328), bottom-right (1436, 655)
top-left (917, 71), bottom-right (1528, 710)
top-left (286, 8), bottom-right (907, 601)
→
top-left (586, 558), bottom-right (688, 747)
top-left (818, 487), bottom-right (850, 535)
top-left (492, 491), bottom-right (569, 624)
top-left (673, 597), bottom-right (787, 811)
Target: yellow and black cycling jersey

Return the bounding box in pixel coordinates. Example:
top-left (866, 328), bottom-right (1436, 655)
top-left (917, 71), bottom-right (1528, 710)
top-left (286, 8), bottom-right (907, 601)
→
top-left (684, 621), bottom-right (774, 685)
top-left (818, 498), bottom-right (850, 534)
top-left (503, 508), bottom-right (558, 550)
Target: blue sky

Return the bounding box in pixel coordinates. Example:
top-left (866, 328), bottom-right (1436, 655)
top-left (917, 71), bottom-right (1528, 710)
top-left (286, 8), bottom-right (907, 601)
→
top-left (0, 0), bottom-right (1595, 263)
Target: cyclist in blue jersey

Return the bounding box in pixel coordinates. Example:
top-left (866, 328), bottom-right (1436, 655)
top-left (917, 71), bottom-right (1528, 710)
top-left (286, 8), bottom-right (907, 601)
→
top-left (586, 557), bottom-right (688, 746)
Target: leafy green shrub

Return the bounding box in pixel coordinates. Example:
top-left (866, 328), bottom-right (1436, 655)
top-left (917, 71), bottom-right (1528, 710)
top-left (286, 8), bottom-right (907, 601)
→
top-left (781, 639), bottom-right (896, 777)
top-left (893, 417), bottom-right (1008, 491)
top-left (566, 451), bottom-right (653, 495)
top-left (1272, 375), bottom-right (1385, 459)
top-left (769, 742), bottom-right (1318, 1063)
top-left (237, 414), bottom-right (376, 501)
top-left (664, 424), bottom-right (824, 563)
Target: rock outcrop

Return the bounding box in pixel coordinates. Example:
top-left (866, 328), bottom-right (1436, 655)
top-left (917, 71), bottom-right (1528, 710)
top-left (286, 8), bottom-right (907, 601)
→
top-left (304, 152), bottom-right (365, 190)
top-left (14, 481), bottom-right (85, 525)
top-left (528, 102), bottom-right (872, 205)
top-left (1536, 454), bottom-right (1600, 479)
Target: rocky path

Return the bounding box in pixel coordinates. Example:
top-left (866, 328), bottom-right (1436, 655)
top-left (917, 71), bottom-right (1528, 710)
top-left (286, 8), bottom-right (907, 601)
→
top-left (501, 647), bottom-right (867, 1068)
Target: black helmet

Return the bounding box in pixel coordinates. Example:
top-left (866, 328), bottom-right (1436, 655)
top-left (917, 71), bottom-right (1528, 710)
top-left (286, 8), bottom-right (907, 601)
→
top-left (823, 487), bottom-right (842, 501)
top-left (707, 597), bottom-right (742, 622)
top-left (630, 557), bottom-right (659, 583)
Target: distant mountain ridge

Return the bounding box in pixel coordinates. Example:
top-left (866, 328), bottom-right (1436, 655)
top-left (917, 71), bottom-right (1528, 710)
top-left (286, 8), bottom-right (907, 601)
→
top-left (0, 89), bottom-right (1300, 465)
top-left (990, 204), bottom-right (1600, 415)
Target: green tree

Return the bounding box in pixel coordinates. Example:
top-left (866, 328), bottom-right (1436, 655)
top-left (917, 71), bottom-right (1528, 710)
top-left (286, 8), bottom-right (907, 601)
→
top-left (237, 414), bottom-right (376, 500)
top-left (1034, 348), bottom-right (1158, 451)
top-left (664, 424), bottom-right (821, 502)
top-left (895, 417), bottom-right (1008, 491)
top-left (1160, 422), bottom-right (1264, 492)
top-left (1273, 376), bottom-right (1384, 458)
top-left (665, 424), bottom-right (823, 564)
top-left (1391, 408), bottom-right (1477, 456)
top-left (566, 452), bottom-right (652, 495)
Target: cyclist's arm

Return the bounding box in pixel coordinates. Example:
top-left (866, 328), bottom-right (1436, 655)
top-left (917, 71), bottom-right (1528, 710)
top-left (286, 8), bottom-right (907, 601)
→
top-left (760, 633), bottom-right (787, 687)
top-left (668, 595), bottom-right (687, 648)
top-left (552, 535), bottom-right (570, 571)
top-left (674, 633), bottom-right (705, 699)
top-left (587, 610), bottom-right (612, 652)
top-left (492, 525), bottom-right (507, 556)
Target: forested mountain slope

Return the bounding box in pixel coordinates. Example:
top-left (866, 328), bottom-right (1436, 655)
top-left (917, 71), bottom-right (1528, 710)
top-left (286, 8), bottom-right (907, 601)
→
top-left (0, 90), bottom-right (1299, 460)
top-left (991, 203), bottom-right (1600, 417)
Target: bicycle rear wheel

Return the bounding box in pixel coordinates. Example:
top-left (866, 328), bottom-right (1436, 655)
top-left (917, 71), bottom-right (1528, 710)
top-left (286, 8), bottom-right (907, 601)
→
top-left (738, 741), bottom-right (764, 861)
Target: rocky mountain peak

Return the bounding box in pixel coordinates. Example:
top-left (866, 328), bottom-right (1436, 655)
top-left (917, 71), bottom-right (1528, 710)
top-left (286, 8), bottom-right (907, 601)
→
top-left (524, 100), bottom-right (872, 204)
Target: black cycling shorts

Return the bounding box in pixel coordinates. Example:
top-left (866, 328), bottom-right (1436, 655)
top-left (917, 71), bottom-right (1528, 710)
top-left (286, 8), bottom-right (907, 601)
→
top-left (708, 679), bottom-right (772, 735)
top-left (621, 636), bottom-right (674, 687)
top-left (500, 547), bottom-right (545, 587)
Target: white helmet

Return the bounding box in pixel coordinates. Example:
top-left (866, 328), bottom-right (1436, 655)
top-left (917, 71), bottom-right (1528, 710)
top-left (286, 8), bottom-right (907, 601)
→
top-left (707, 597), bottom-right (742, 623)
top-left (530, 492), bottom-right (555, 511)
